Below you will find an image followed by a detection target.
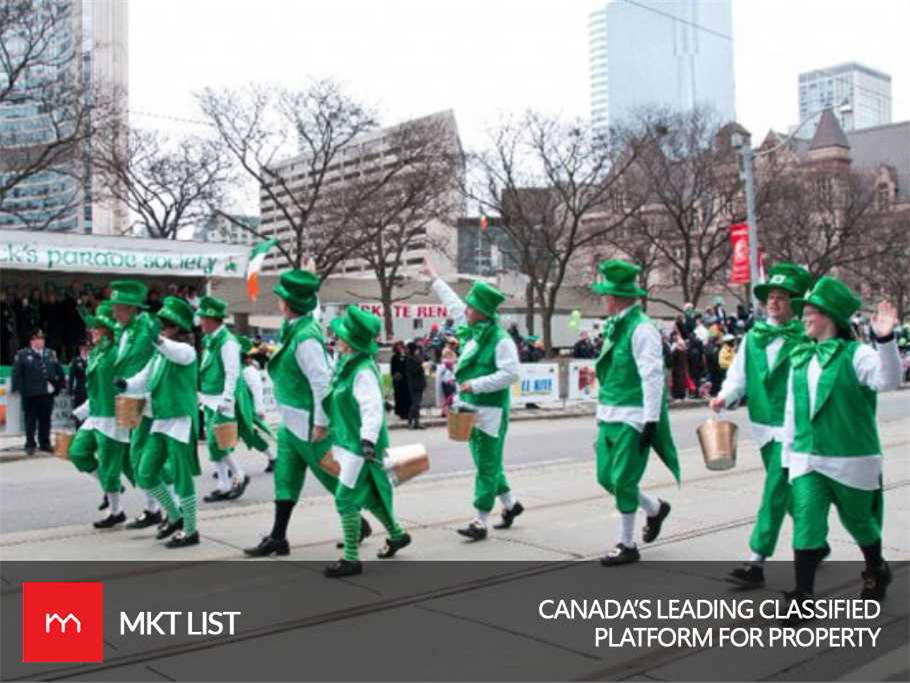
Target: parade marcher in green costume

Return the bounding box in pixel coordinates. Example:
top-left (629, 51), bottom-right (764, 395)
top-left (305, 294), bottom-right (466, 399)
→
top-left (197, 296), bottom-right (251, 502)
top-left (592, 260), bottom-right (680, 566)
top-left (711, 262), bottom-right (813, 588)
top-left (116, 296), bottom-right (202, 549)
top-left (68, 302), bottom-right (133, 529)
top-left (782, 278), bottom-right (901, 610)
top-left (239, 336), bottom-right (276, 472)
top-left (324, 306), bottom-right (412, 578)
top-left (109, 280), bottom-right (165, 530)
top-left (244, 270), bottom-right (371, 557)
top-left (423, 258), bottom-right (523, 541)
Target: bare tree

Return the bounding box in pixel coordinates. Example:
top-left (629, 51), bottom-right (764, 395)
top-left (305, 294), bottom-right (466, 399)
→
top-left (91, 127), bottom-right (231, 239)
top-left (0, 0), bottom-right (122, 228)
top-left (842, 206), bottom-right (910, 318)
top-left (465, 111), bottom-right (645, 352)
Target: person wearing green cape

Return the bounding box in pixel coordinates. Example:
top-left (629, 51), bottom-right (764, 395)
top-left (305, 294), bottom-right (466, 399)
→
top-left (109, 280), bottom-right (166, 530)
top-left (422, 259), bottom-right (523, 541)
top-left (592, 259), bottom-right (680, 566)
top-left (324, 306), bottom-right (412, 577)
top-left (68, 301), bottom-right (133, 528)
top-left (238, 335), bottom-right (276, 471)
top-left (711, 262), bottom-right (813, 588)
top-left (782, 278), bottom-right (901, 612)
top-left (116, 296), bottom-right (202, 549)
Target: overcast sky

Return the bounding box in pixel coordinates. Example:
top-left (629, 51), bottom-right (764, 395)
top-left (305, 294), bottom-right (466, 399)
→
top-left (129, 0), bottom-right (910, 157)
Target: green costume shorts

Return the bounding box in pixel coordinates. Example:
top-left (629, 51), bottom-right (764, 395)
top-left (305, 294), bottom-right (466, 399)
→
top-left (749, 440), bottom-right (792, 558)
top-left (69, 428), bottom-right (132, 493)
top-left (595, 421), bottom-right (649, 514)
top-left (334, 459), bottom-right (396, 523)
top-left (469, 417), bottom-right (511, 513)
top-left (137, 432), bottom-right (200, 498)
top-left (204, 405), bottom-right (235, 462)
top-left (130, 416), bottom-right (174, 487)
top-left (273, 426), bottom-right (335, 502)
top-left (791, 471), bottom-right (883, 550)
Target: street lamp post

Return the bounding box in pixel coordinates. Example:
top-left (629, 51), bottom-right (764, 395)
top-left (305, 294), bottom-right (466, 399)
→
top-left (732, 132), bottom-right (761, 313)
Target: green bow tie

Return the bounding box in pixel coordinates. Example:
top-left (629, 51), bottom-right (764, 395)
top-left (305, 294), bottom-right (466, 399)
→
top-left (752, 319), bottom-right (802, 349)
top-left (791, 338), bottom-right (845, 369)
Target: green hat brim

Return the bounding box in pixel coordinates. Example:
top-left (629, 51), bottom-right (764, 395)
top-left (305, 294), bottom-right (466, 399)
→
top-left (592, 282), bottom-right (647, 298)
top-left (197, 308), bottom-right (227, 320)
top-left (109, 293), bottom-right (148, 309)
top-left (754, 282), bottom-right (803, 303)
top-left (273, 283), bottom-right (318, 315)
top-left (87, 315), bottom-right (117, 333)
top-left (330, 317), bottom-right (378, 355)
top-left (793, 294), bottom-right (851, 332)
top-left (158, 310), bottom-right (193, 333)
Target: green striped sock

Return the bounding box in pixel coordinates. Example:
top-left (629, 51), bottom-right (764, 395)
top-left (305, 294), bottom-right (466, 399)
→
top-left (181, 495), bottom-right (197, 535)
top-left (149, 484), bottom-right (180, 521)
top-left (341, 511), bottom-right (361, 562)
top-left (371, 506), bottom-right (404, 541)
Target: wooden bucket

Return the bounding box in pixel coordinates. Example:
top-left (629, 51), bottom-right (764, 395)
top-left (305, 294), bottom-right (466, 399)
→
top-left (115, 395), bottom-right (145, 429)
top-left (319, 450), bottom-right (342, 477)
top-left (384, 444), bottom-right (430, 487)
top-left (213, 421), bottom-right (238, 450)
top-left (696, 418), bottom-right (738, 471)
top-left (447, 407), bottom-right (476, 442)
top-left (53, 431), bottom-right (75, 460)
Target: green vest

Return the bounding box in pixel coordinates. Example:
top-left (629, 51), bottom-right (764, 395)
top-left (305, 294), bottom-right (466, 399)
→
top-left (743, 326), bottom-right (803, 427)
top-left (454, 321), bottom-right (512, 409)
top-left (792, 341), bottom-right (880, 457)
top-left (199, 325), bottom-right (232, 395)
top-left (114, 312), bottom-right (160, 379)
top-left (328, 354), bottom-right (389, 457)
top-left (86, 338), bottom-right (117, 418)
top-left (596, 305), bottom-right (648, 407)
top-left (267, 315), bottom-right (325, 412)
top-left (147, 349), bottom-right (199, 419)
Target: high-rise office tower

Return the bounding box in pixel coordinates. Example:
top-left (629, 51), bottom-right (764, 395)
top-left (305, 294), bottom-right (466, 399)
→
top-left (798, 62), bottom-right (891, 134)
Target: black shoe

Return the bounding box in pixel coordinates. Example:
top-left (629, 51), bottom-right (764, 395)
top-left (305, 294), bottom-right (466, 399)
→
top-left (781, 590), bottom-right (813, 627)
top-left (99, 495), bottom-right (110, 511)
top-left (39, 445), bottom-right (53, 454)
top-left (126, 510), bottom-right (163, 529)
top-left (265, 460), bottom-right (275, 473)
top-left (457, 522), bottom-right (488, 542)
top-left (25, 447), bottom-right (36, 456)
top-left (156, 517), bottom-right (183, 540)
top-left (494, 501), bottom-right (524, 530)
top-left (323, 559), bottom-right (363, 578)
top-left (204, 489), bottom-right (232, 503)
top-left (336, 517), bottom-right (373, 549)
top-left (93, 511), bottom-right (126, 529)
top-left (642, 500), bottom-right (671, 543)
top-left (726, 563), bottom-right (765, 588)
top-left (600, 543), bottom-right (641, 566)
top-left (244, 536), bottom-right (291, 557)
top-left (165, 531), bottom-right (200, 548)
top-left (820, 543), bottom-right (832, 561)
top-left (860, 561), bottom-right (892, 601)
top-left (377, 533), bottom-right (412, 559)
top-left (227, 474), bottom-right (251, 500)
top-left (413, 424), bottom-right (426, 430)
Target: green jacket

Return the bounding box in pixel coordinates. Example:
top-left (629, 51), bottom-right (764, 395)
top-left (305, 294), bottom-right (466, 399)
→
top-left (327, 353), bottom-right (389, 457)
top-left (147, 347), bottom-right (199, 419)
top-left (743, 321), bottom-right (804, 428)
top-left (114, 312), bottom-right (160, 380)
top-left (86, 337), bottom-right (118, 418)
top-left (199, 325), bottom-right (233, 396)
top-left (454, 321), bottom-right (511, 409)
top-left (267, 315), bottom-right (326, 413)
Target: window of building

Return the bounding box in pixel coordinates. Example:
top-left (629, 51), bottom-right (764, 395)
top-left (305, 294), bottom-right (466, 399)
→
top-left (876, 184), bottom-right (892, 211)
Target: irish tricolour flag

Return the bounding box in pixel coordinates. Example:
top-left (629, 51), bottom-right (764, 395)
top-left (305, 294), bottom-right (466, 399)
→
top-left (246, 238), bottom-right (278, 301)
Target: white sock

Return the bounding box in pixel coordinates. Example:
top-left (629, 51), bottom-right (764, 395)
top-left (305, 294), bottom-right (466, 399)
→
top-left (144, 491), bottom-right (161, 514)
top-left (620, 512), bottom-right (637, 548)
top-left (224, 455), bottom-right (245, 482)
top-left (475, 510), bottom-right (490, 527)
top-left (499, 491), bottom-right (516, 510)
top-left (108, 492), bottom-right (123, 515)
top-left (90, 470), bottom-right (101, 482)
top-left (748, 552), bottom-right (765, 564)
top-left (639, 492), bottom-right (661, 517)
top-left (215, 461), bottom-right (232, 492)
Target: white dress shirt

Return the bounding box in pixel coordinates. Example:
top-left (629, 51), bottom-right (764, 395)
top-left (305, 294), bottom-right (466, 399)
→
top-left (783, 339), bottom-right (901, 490)
top-left (276, 317), bottom-right (333, 442)
top-left (333, 367), bottom-right (384, 489)
top-left (125, 337), bottom-right (196, 444)
top-left (198, 326), bottom-right (240, 417)
top-left (432, 279), bottom-right (520, 438)
top-left (243, 364), bottom-right (266, 415)
top-left (596, 305), bottom-right (664, 432)
top-left (73, 402), bottom-right (130, 444)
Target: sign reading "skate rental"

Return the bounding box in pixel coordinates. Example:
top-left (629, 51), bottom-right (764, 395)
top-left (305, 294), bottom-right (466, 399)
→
top-left (355, 303), bottom-right (449, 319)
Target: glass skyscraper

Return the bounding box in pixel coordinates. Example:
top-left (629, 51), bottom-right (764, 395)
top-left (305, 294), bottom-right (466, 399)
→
top-left (798, 62), bottom-right (892, 134)
top-left (589, 0), bottom-right (736, 131)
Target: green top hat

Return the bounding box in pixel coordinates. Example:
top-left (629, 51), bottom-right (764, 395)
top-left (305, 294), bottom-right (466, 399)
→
top-left (237, 335), bottom-right (257, 356)
top-left (274, 269), bottom-right (320, 315)
top-left (465, 281), bottom-right (506, 319)
top-left (794, 276), bottom-right (861, 333)
top-left (754, 262), bottom-right (812, 303)
top-left (109, 280), bottom-right (148, 308)
top-left (330, 305), bottom-right (381, 355)
top-left (197, 295), bottom-right (228, 320)
top-left (86, 301), bottom-right (117, 333)
top-left (592, 259), bottom-right (647, 298)
top-left (158, 296), bottom-right (195, 333)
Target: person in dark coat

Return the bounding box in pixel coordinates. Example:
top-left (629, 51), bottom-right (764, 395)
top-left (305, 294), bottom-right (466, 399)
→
top-left (11, 329), bottom-right (64, 455)
top-left (68, 341), bottom-right (90, 420)
top-left (404, 341), bottom-right (426, 430)
top-left (686, 335), bottom-right (705, 396)
top-left (670, 336), bottom-right (689, 401)
top-left (704, 335), bottom-right (722, 397)
top-left (389, 341), bottom-right (411, 420)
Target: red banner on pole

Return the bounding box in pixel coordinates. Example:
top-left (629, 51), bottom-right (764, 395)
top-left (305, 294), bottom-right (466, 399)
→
top-left (729, 223), bottom-right (751, 284)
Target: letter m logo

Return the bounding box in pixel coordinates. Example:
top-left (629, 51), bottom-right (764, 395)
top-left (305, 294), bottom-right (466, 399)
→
top-left (45, 613), bottom-right (82, 633)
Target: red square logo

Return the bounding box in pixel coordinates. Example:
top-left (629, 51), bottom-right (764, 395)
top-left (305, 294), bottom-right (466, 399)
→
top-left (22, 582), bottom-right (104, 663)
